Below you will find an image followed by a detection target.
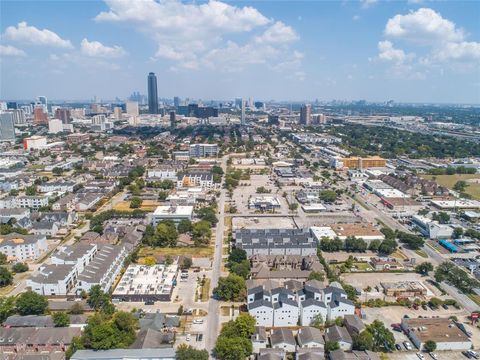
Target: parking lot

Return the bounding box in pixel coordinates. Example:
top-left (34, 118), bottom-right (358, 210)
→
top-left (388, 352), bottom-right (476, 360)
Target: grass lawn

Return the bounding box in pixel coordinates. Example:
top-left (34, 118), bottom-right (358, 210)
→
top-left (332, 262), bottom-right (373, 272)
top-left (415, 249), bottom-right (428, 258)
top-left (468, 294), bottom-right (480, 306)
top-left (113, 200), bottom-right (159, 212)
top-left (200, 278), bottom-right (211, 302)
top-left (391, 249), bottom-right (408, 260)
top-left (139, 246), bottom-right (214, 258)
top-left (422, 174), bottom-right (480, 200)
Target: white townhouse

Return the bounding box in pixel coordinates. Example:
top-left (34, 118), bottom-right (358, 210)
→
top-left (0, 233), bottom-right (47, 261)
top-left (38, 181), bottom-right (76, 193)
top-left (27, 264), bottom-right (78, 296)
top-left (0, 196), bottom-right (49, 210)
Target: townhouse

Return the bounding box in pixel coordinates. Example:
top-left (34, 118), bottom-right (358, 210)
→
top-left (0, 196), bottom-right (49, 210)
top-left (38, 180), bottom-right (76, 193)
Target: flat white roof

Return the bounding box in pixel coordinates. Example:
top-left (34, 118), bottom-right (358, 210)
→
top-left (302, 204), bottom-right (327, 211)
top-left (152, 205), bottom-right (193, 216)
top-left (310, 226), bottom-right (337, 240)
top-left (431, 199), bottom-right (480, 209)
top-left (375, 188), bottom-right (410, 198)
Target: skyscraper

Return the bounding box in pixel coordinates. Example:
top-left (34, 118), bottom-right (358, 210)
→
top-left (300, 104), bottom-right (311, 125)
top-left (241, 99), bottom-right (246, 126)
top-left (147, 72), bottom-right (159, 114)
top-left (126, 101), bottom-right (139, 116)
top-left (37, 96), bottom-right (48, 112)
top-left (170, 111), bottom-right (176, 128)
top-left (33, 105), bottom-right (48, 125)
top-left (173, 97), bottom-right (180, 108)
top-left (0, 113), bottom-right (15, 141)
top-left (54, 108), bottom-right (71, 124)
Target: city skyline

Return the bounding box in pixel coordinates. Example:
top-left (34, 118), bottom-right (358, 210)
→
top-left (1, 0), bottom-right (479, 104)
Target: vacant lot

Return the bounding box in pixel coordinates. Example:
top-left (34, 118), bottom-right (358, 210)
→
top-left (422, 174), bottom-right (480, 200)
top-left (113, 200), bottom-right (160, 212)
top-left (139, 246), bottom-right (214, 259)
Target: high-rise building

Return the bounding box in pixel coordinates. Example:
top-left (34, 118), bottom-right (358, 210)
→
top-left (6, 102), bottom-right (17, 110)
top-left (170, 111), bottom-right (176, 128)
top-left (54, 108), bottom-right (71, 124)
top-left (147, 72), bottom-right (159, 114)
top-left (235, 98), bottom-right (242, 109)
top-left (33, 106), bottom-right (48, 125)
top-left (6, 109), bottom-right (26, 125)
top-left (126, 101), bottom-right (139, 116)
top-left (114, 107), bottom-right (123, 120)
top-left (37, 96), bottom-right (48, 112)
top-left (48, 119), bottom-right (63, 134)
top-left (0, 113), bottom-right (15, 141)
top-left (300, 104), bottom-right (311, 125)
top-left (173, 97), bottom-right (180, 108)
top-left (241, 99), bottom-right (246, 126)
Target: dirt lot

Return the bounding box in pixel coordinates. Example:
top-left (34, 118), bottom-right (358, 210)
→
top-left (232, 216), bottom-right (296, 230)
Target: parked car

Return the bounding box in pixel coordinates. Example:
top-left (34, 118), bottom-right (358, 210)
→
top-left (417, 353), bottom-right (425, 360)
top-left (186, 334), bottom-right (191, 341)
top-left (463, 351), bottom-right (473, 359)
top-left (429, 353), bottom-right (438, 359)
top-left (422, 304), bottom-right (428, 310)
top-left (403, 341), bottom-right (412, 350)
top-left (395, 344), bottom-right (402, 351)
top-left (467, 350), bottom-right (480, 359)
top-left (442, 304), bottom-right (449, 310)
top-left (193, 319), bottom-right (204, 324)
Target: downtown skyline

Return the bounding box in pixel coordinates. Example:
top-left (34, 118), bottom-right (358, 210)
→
top-left (1, 0), bottom-right (480, 104)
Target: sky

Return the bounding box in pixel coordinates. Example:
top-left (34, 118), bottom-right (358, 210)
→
top-left (1, 0), bottom-right (479, 104)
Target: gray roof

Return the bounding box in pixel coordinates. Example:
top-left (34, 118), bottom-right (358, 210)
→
top-left (301, 298), bottom-right (327, 309)
top-left (298, 327), bottom-right (324, 347)
top-left (53, 243), bottom-right (96, 263)
top-left (329, 349), bottom-right (380, 360)
top-left (0, 327), bottom-right (81, 345)
top-left (30, 264), bottom-right (75, 283)
top-left (325, 326), bottom-right (352, 344)
top-left (252, 326), bottom-right (268, 342)
top-left (297, 349), bottom-right (325, 360)
top-left (344, 315), bottom-right (365, 334)
top-left (0, 233), bottom-right (45, 247)
top-left (71, 348), bottom-right (176, 360)
top-left (4, 315), bottom-right (54, 327)
top-left (249, 299), bottom-right (274, 310)
top-left (129, 328), bottom-right (174, 348)
top-left (138, 312), bottom-right (180, 331)
top-left (77, 245), bottom-right (123, 284)
top-left (271, 327), bottom-right (296, 346)
top-left (235, 228), bottom-right (317, 251)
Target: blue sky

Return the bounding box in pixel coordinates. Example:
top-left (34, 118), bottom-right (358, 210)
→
top-left (1, 0), bottom-right (479, 103)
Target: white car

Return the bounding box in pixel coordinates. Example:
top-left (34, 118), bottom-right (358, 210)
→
top-left (193, 319), bottom-right (204, 324)
top-left (416, 353), bottom-right (425, 360)
top-left (186, 334), bottom-right (191, 341)
top-left (429, 353), bottom-right (437, 360)
top-left (403, 341), bottom-right (412, 350)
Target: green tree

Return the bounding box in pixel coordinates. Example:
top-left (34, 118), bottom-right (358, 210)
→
top-left (53, 312), bottom-right (70, 327)
top-left (424, 340), bottom-right (437, 352)
top-left (158, 191), bottom-right (169, 201)
top-left (366, 320), bottom-right (395, 352)
top-left (87, 285), bottom-right (111, 312)
top-left (432, 212), bottom-right (450, 224)
top-left (214, 336), bottom-right (252, 360)
top-left (0, 253), bottom-right (7, 265)
top-left (415, 262), bottom-right (434, 275)
top-left (378, 239), bottom-right (397, 255)
top-left (353, 330), bottom-right (374, 351)
top-left (319, 190), bottom-right (338, 203)
top-left (197, 206), bottom-right (218, 225)
top-left (12, 262), bottom-right (28, 273)
top-left (228, 248), bottom-right (247, 266)
top-left (435, 261), bottom-right (480, 293)
top-left (325, 340), bottom-right (340, 352)
top-left (453, 181), bottom-right (468, 192)
top-left (0, 296), bottom-right (16, 323)
top-left (0, 267), bottom-right (13, 287)
top-left (192, 220), bottom-right (212, 246)
top-left (308, 271), bottom-right (325, 281)
top-left (16, 291), bottom-right (48, 315)
top-left (310, 313), bottom-right (324, 329)
top-left (181, 257), bottom-right (192, 269)
top-left (25, 185), bottom-right (37, 196)
top-left (230, 259), bottom-right (250, 279)
top-left (213, 274), bottom-right (246, 301)
top-left (177, 219), bottom-right (193, 234)
top-left (368, 239), bottom-right (381, 251)
top-left (155, 221), bottom-right (178, 247)
top-left (52, 167), bottom-right (64, 176)
top-left (129, 196), bottom-right (143, 209)
top-left (176, 344), bottom-right (209, 360)
top-left (69, 302), bottom-right (84, 315)
top-left (453, 227), bottom-right (464, 239)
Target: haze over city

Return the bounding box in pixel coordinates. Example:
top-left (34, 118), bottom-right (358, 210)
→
top-left (1, 0), bottom-right (480, 103)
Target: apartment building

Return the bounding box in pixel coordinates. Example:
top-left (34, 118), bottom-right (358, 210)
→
top-left (0, 233), bottom-right (48, 261)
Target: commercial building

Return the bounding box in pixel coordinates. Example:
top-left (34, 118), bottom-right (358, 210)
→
top-left (235, 228), bottom-right (318, 257)
top-left (189, 143), bottom-right (218, 158)
top-left (401, 318), bottom-right (472, 351)
top-left (148, 72), bottom-right (159, 114)
top-left (48, 118), bottom-right (64, 134)
top-left (430, 199), bottom-right (480, 210)
top-left (71, 348), bottom-right (176, 360)
top-left (330, 223), bottom-right (385, 242)
top-left (126, 101), bottom-right (139, 116)
top-left (331, 156), bottom-right (386, 170)
top-left (248, 196), bottom-right (282, 211)
top-left (151, 205), bottom-right (193, 226)
top-left (0, 112), bottom-right (15, 141)
top-left (23, 135), bottom-right (47, 150)
top-left (381, 281), bottom-right (428, 298)
top-left (0, 233), bottom-right (48, 261)
top-left (411, 215), bottom-right (453, 239)
top-left (113, 262), bottom-right (178, 302)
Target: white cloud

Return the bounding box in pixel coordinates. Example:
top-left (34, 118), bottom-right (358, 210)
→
top-left (80, 38), bottom-right (126, 58)
top-left (255, 21), bottom-right (298, 44)
top-left (376, 40), bottom-right (415, 64)
top-left (353, 15), bottom-right (360, 21)
top-left (361, 0), bottom-right (378, 9)
top-left (3, 21), bottom-right (73, 48)
top-left (384, 8), bottom-right (464, 45)
top-left (0, 45), bottom-right (26, 57)
top-left (95, 0), bottom-right (301, 73)
top-left (433, 41), bottom-right (480, 61)
top-left (374, 8), bottom-right (480, 79)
